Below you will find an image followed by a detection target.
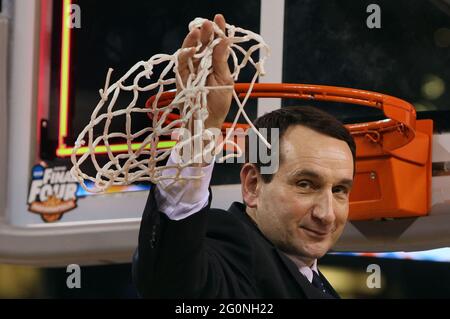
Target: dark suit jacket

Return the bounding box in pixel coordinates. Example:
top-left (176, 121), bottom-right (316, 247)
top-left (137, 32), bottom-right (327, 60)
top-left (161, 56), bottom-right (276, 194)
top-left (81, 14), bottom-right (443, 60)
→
top-left (132, 187), bottom-right (340, 299)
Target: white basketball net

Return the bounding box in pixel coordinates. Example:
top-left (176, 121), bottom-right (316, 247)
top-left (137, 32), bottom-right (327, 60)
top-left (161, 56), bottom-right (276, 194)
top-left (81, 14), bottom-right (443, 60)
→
top-left (70, 17), bottom-right (271, 192)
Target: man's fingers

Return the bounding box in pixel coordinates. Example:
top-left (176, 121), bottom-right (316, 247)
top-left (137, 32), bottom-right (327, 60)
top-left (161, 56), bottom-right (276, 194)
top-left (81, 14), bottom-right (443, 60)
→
top-left (200, 20), bottom-right (213, 47)
top-left (177, 47), bottom-right (196, 86)
top-left (178, 47), bottom-right (195, 68)
top-left (214, 14), bottom-right (226, 34)
top-left (212, 38), bottom-right (232, 83)
top-left (213, 38), bottom-right (230, 63)
top-left (179, 15), bottom-right (231, 87)
top-left (212, 14), bottom-right (231, 81)
top-left (181, 29), bottom-right (200, 49)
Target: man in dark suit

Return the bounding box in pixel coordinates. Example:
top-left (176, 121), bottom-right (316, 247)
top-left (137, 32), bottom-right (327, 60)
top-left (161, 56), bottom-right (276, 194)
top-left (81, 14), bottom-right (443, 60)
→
top-left (132, 14), bottom-right (355, 299)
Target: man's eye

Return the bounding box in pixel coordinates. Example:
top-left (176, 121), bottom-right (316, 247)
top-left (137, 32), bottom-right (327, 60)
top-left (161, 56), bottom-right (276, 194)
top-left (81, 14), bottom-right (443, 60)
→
top-left (297, 180), bottom-right (313, 189)
top-left (333, 186), bottom-right (349, 194)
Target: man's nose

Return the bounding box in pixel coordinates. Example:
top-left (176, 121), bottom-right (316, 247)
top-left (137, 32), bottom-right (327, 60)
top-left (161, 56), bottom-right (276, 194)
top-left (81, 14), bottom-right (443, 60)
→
top-left (311, 189), bottom-right (335, 225)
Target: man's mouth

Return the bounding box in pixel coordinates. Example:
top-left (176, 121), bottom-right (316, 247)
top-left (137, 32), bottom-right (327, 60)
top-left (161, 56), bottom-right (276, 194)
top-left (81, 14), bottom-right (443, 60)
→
top-left (300, 226), bottom-right (330, 237)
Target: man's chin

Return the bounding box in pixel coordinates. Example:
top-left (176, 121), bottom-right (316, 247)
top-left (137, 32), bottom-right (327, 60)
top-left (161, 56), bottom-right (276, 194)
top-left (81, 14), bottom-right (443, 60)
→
top-left (297, 242), bottom-right (330, 260)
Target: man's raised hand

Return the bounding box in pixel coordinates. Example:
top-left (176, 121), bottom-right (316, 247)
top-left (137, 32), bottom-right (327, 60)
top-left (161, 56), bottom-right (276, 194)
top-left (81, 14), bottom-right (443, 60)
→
top-left (177, 14), bottom-right (233, 130)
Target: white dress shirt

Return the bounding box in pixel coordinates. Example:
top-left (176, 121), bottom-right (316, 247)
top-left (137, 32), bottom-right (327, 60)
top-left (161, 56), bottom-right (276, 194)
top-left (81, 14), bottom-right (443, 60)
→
top-left (284, 253), bottom-right (319, 284)
top-left (154, 149), bottom-right (215, 220)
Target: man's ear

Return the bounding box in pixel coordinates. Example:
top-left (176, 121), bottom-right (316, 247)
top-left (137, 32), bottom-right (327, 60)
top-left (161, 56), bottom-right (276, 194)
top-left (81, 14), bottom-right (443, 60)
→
top-left (240, 163), bottom-right (260, 208)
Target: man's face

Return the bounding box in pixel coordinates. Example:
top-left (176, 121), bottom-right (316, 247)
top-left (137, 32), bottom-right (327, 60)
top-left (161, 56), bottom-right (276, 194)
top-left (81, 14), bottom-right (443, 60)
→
top-left (251, 125), bottom-right (354, 264)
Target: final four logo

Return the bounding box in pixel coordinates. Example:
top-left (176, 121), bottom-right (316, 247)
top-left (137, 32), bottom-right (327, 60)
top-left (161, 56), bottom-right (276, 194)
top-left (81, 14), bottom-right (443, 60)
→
top-left (28, 164), bottom-right (79, 222)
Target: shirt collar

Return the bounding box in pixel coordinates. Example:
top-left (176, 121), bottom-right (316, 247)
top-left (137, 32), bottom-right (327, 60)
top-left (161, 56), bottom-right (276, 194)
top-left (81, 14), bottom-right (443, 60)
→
top-left (283, 253), bottom-right (318, 283)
